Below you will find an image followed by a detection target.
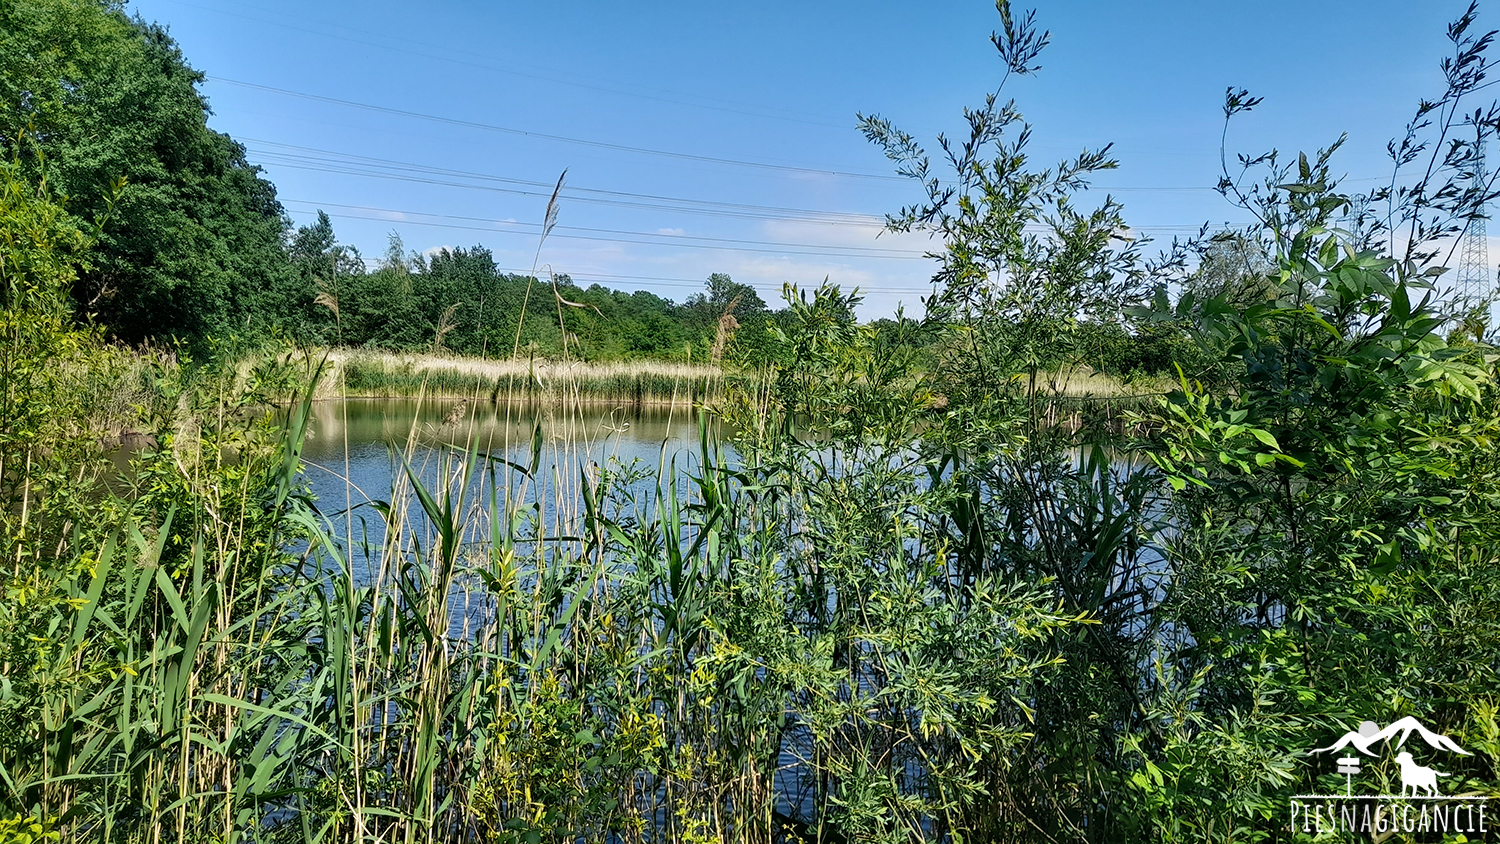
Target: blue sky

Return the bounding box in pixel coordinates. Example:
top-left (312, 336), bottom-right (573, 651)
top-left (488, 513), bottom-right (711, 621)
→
top-left (127, 0), bottom-right (1481, 317)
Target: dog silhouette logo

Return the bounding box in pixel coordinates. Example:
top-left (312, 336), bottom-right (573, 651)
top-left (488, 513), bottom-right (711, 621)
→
top-left (1395, 751), bottom-right (1449, 797)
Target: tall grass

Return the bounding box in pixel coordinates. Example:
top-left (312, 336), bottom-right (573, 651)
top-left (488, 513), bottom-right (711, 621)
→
top-left (329, 349), bottom-right (726, 407)
top-left (17, 239), bottom-right (1488, 844)
top-left (12, 9), bottom-right (1500, 836)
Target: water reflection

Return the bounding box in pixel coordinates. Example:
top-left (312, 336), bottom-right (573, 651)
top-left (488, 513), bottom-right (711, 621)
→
top-left (297, 399), bottom-right (726, 591)
top-left (301, 398), bottom-right (718, 506)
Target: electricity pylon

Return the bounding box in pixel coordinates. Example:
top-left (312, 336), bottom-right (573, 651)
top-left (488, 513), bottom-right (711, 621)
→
top-left (1455, 137), bottom-right (1493, 311)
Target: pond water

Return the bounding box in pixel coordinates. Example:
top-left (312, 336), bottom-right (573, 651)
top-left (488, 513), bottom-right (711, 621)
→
top-left (301, 398), bottom-right (715, 501)
top-left (296, 398), bottom-right (726, 573)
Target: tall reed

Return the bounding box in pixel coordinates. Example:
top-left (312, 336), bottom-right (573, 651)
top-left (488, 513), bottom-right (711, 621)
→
top-left (330, 349), bottom-right (725, 407)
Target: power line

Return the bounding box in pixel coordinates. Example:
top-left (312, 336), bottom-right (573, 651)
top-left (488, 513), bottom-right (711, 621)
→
top-left (287, 197), bottom-right (1219, 245)
top-left (287, 199), bottom-right (925, 255)
top-left (285, 200), bottom-right (935, 259)
top-left (214, 77), bottom-right (911, 181)
top-left (208, 76), bottom-right (1398, 199)
top-left (256, 144), bottom-right (1232, 239)
top-left (263, 155), bottom-right (874, 224)
top-left (244, 139), bottom-right (889, 227)
top-left (496, 268), bottom-right (940, 295)
top-left (166, 2), bottom-right (1306, 164)
top-left (247, 139), bottom-right (1308, 235)
top-left (348, 255), bottom-right (940, 295)
top-left (218, 82), bottom-right (1397, 220)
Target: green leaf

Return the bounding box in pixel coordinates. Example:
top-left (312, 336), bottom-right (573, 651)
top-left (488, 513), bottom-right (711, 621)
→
top-left (1249, 428), bottom-right (1280, 450)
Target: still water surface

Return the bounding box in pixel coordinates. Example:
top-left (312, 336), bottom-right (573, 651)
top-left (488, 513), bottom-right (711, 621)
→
top-left (297, 398), bottom-right (723, 556)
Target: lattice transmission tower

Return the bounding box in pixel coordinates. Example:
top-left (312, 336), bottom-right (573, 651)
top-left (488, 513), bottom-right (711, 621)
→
top-left (1455, 135), bottom-right (1494, 311)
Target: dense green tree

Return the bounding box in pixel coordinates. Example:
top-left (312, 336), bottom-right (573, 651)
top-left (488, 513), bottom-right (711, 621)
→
top-left (284, 210), bottom-right (362, 344)
top-left (681, 273), bottom-right (774, 362)
top-left (684, 272), bottom-right (767, 327)
top-left (419, 246), bottom-right (482, 353)
top-left (340, 237), bottom-right (428, 351)
top-left (1, 0), bottom-right (293, 343)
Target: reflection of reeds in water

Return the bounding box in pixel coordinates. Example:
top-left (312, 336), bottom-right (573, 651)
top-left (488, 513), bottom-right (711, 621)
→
top-left (330, 348), bottom-right (726, 406)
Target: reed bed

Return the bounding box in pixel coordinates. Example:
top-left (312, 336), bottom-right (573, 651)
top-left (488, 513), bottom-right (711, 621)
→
top-left (327, 349), bottom-right (727, 406)
top-left (1037, 365), bottom-right (1172, 398)
top-left (1, 309), bottom-right (1165, 843)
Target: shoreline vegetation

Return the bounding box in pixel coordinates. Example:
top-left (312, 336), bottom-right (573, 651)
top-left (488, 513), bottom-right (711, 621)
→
top-left (322, 348), bottom-right (727, 405)
top-left (311, 348), bottom-right (1173, 406)
top-left (78, 343), bottom-right (1170, 453)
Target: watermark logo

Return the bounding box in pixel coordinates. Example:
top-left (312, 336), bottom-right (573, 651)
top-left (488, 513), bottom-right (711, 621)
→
top-left (1291, 717), bottom-right (1489, 837)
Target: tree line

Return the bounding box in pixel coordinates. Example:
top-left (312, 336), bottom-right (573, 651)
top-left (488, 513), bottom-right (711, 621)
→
top-left (288, 219), bottom-right (783, 361)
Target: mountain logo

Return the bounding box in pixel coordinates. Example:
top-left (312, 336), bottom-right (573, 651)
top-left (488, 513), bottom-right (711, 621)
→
top-left (1291, 716), bottom-right (1489, 837)
top-left (1313, 717), bottom-right (1471, 760)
